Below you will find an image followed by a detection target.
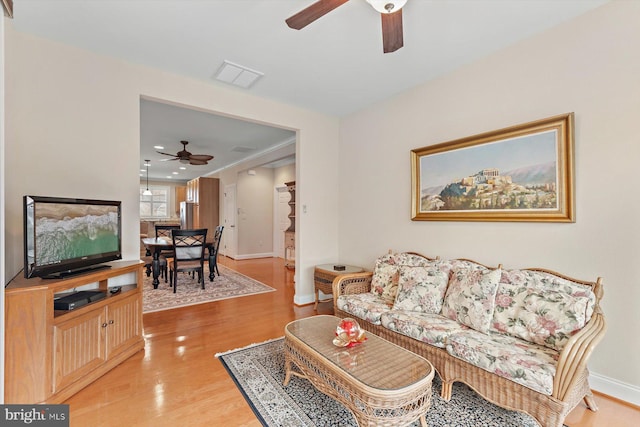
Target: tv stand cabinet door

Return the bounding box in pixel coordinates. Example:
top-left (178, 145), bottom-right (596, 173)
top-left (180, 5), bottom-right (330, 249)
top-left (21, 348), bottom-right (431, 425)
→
top-left (106, 292), bottom-right (143, 359)
top-left (53, 308), bottom-right (107, 393)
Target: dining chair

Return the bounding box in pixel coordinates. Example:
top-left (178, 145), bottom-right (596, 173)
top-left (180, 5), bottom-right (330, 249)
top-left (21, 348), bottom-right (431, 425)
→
top-left (141, 253), bottom-right (168, 280)
top-left (211, 225), bottom-right (224, 278)
top-left (155, 224), bottom-right (180, 281)
top-left (155, 224), bottom-right (181, 240)
top-left (169, 228), bottom-right (208, 293)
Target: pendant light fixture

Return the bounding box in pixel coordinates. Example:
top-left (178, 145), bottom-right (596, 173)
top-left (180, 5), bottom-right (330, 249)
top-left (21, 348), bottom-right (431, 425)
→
top-left (143, 160), bottom-right (152, 196)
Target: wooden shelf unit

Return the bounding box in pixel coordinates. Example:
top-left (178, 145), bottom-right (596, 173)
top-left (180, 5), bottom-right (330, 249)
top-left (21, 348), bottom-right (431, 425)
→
top-left (4, 260), bottom-right (145, 404)
top-left (284, 181), bottom-right (295, 269)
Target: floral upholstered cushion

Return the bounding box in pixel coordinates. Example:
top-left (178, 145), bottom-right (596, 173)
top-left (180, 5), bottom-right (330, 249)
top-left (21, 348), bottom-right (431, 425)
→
top-left (336, 293), bottom-right (392, 325)
top-left (393, 263), bottom-right (451, 313)
top-left (442, 268), bottom-right (502, 333)
top-left (370, 252), bottom-right (434, 304)
top-left (381, 310), bottom-right (468, 348)
top-left (446, 329), bottom-right (559, 395)
top-left (370, 253), bottom-right (397, 299)
top-left (490, 269), bottom-right (596, 351)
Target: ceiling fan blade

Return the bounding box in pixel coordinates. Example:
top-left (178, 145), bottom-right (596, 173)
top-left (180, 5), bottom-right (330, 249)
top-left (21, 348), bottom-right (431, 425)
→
top-left (189, 159), bottom-right (208, 166)
top-left (157, 151), bottom-right (178, 157)
top-left (189, 154), bottom-right (214, 161)
top-left (286, 0), bottom-right (350, 30)
top-left (159, 158), bottom-right (179, 162)
top-left (381, 9), bottom-right (404, 53)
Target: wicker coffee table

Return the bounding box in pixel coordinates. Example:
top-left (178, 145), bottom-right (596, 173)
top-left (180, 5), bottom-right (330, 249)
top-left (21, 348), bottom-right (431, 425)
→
top-left (284, 315), bottom-right (434, 426)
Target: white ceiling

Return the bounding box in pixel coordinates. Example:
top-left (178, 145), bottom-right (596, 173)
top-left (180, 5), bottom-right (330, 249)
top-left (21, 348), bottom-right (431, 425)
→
top-left (10, 0), bottom-right (609, 180)
top-left (139, 98), bottom-right (295, 181)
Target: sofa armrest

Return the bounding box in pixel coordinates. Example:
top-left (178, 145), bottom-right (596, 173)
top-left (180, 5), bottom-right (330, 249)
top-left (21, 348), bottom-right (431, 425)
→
top-left (332, 272), bottom-right (373, 299)
top-left (553, 278), bottom-right (607, 401)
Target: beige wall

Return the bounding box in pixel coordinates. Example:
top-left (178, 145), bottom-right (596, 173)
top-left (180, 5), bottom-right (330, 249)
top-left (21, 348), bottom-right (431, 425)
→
top-left (3, 26), bottom-right (340, 308)
top-left (274, 163), bottom-right (295, 186)
top-left (339, 1), bottom-right (640, 402)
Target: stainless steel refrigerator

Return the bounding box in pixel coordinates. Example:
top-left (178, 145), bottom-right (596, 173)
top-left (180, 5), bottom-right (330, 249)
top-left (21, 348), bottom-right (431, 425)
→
top-left (180, 201), bottom-right (195, 229)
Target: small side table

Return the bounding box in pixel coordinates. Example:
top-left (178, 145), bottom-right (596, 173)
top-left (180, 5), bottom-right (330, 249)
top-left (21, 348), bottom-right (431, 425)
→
top-left (313, 264), bottom-right (365, 310)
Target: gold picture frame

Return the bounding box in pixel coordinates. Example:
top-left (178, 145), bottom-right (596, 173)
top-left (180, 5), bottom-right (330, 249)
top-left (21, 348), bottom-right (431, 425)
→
top-left (411, 113), bottom-right (575, 222)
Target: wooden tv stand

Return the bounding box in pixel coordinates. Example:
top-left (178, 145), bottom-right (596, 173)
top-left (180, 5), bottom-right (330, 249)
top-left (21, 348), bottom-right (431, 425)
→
top-left (4, 260), bottom-right (145, 403)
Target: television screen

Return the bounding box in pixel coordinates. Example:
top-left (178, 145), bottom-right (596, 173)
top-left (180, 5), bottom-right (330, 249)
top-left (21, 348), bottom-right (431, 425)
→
top-left (24, 196), bottom-right (122, 279)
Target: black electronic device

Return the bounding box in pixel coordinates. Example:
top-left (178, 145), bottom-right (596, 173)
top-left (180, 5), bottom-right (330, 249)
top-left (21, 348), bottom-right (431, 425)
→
top-left (23, 195), bottom-right (122, 279)
top-left (54, 290), bottom-right (106, 311)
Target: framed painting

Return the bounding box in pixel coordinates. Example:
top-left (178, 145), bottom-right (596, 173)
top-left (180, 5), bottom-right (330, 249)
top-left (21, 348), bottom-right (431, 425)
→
top-left (411, 113), bottom-right (574, 222)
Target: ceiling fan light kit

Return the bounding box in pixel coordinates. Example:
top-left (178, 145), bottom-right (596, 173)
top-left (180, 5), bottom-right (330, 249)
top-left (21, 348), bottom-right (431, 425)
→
top-left (286, 0), bottom-right (406, 53)
top-left (366, 0), bottom-right (407, 14)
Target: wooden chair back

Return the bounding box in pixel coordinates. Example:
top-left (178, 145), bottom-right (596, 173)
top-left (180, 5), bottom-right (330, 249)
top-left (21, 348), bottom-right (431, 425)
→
top-left (172, 228), bottom-right (208, 263)
top-left (155, 224), bottom-right (181, 239)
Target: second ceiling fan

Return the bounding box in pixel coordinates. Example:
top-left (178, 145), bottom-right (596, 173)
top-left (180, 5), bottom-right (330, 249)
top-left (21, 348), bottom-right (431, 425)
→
top-left (157, 141), bottom-right (214, 166)
top-left (286, 0), bottom-right (407, 53)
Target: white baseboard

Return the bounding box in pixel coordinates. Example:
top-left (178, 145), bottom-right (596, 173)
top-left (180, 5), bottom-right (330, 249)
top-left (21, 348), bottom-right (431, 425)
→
top-left (294, 293), bottom-right (315, 306)
top-left (590, 371), bottom-right (640, 406)
top-left (232, 252), bottom-right (275, 260)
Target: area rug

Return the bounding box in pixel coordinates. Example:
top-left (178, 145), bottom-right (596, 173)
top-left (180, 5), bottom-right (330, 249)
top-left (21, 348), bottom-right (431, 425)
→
top-left (217, 337), bottom-right (556, 427)
top-left (143, 264), bottom-right (275, 313)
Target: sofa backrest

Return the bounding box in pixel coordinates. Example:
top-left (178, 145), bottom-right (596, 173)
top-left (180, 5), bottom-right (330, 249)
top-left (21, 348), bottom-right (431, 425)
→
top-left (490, 268), bottom-right (598, 351)
top-left (442, 258), bottom-right (496, 272)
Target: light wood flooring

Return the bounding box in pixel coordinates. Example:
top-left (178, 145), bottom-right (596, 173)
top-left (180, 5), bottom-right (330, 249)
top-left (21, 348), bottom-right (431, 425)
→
top-left (65, 256), bottom-right (639, 426)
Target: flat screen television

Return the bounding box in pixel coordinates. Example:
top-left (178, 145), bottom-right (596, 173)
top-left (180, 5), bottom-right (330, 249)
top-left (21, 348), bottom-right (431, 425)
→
top-left (23, 195), bottom-right (122, 279)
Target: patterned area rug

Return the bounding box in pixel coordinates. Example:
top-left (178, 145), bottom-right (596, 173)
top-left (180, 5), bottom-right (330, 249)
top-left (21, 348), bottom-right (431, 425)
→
top-left (143, 264), bottom-right (275, 313)
top-left (217, 338), bottom-right (551, 427)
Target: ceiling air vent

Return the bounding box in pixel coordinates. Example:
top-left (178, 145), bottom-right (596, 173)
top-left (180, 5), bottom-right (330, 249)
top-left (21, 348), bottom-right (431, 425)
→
top-left (214, 60), bottom-right (264, 89)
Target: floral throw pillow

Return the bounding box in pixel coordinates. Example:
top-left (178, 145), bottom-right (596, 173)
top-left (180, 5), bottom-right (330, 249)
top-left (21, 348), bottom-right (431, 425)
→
top-left (441, 268), bottom-right (502, 333)
top-left (370, 253), bottom-right (398, 302)
top-left (393, 264), bottom-right (451, 313)
top-left (371, 252), bottom-right (436, 304)
top-left (491, 269), bottom-right (596, 351)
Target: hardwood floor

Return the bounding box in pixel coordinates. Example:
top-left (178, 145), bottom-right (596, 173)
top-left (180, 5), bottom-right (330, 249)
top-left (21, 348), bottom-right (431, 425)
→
top-left (65, 256), bottom-right (639, 426)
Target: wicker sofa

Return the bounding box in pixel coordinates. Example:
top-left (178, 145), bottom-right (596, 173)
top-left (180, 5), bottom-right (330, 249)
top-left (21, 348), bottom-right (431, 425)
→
top-left (332, 252), bottom-right (606, 427)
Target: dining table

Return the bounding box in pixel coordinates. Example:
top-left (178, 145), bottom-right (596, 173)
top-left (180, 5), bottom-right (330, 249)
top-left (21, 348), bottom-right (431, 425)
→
top-left (141, 236), bottom-right (217, 289)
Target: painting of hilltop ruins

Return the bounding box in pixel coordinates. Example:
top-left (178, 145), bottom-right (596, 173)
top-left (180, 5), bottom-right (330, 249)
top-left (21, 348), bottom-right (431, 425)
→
top-left (411, 113), bottom-right (575, 222)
